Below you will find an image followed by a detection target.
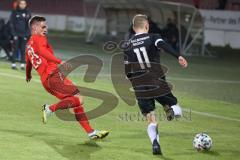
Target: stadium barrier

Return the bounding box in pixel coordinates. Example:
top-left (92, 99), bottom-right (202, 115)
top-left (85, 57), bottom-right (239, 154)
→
top-left (0, 11), bottom-right (106, 34)
top-left (1, 9), bottom-right (240, 49)
top-left (200, 9), bottom-right (240, 49)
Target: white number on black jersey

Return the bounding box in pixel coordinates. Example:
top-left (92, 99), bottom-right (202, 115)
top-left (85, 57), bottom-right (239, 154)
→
top-left (133, 47), bottom-right (151, 69)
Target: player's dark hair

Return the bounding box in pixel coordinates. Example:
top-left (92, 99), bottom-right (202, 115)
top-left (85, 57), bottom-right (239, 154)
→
top-left (29, 15), bottom-right (46, 27)
top-left (132, 14), bottom-right (148, 29)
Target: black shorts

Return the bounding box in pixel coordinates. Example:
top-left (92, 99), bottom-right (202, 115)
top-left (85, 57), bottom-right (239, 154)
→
top-left (130, 72), bottom-right (177, 115)
top-left (137, 92), bottom-right (178, 116)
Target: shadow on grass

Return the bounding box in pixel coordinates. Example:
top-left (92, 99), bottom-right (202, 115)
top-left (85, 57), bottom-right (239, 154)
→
top-left (0, 129), bottom-right (102, 160)
top-left (156, 155), bottom-right (174, 160)
top-left (44, 140), bottom-right (101, 160)
top-left (201, 150), bottom-right (220, 156)
top-left (169, 148), bottom-right (221, 158)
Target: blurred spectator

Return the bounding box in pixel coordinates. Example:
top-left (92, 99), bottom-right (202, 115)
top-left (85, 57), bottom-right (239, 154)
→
top-left (13, 0), bottom-right (18, 10)
top-left (148, 17), bottom-right (162, 35)
top-left (0, 19), bottom-right (4, 35)
top-left (162, 18), bottom-right (179, 51)
top-left (217, 0), bottom-right (228, 10)
top-left (180, 25), bottom-right (192, 50)
top-left (9, 0), bottom-right (31, 70)
top-left (192, 0), bottom-right (200, 8)
top-left (0, 19), bottom-right (13, 60)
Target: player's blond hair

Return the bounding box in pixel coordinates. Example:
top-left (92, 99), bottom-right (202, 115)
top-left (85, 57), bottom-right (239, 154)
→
top-left (132, 14), bottom-right (148, 29)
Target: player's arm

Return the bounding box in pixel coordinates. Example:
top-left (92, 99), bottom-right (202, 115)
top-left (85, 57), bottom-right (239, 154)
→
top-left (155, 37), bottom-right (188, 68)
top-left (26, 54), bottom-right (32, 83)
top-left (36, 37), bottom-right (62, 64)
top-left (155, 38), bottom-right (180, 58)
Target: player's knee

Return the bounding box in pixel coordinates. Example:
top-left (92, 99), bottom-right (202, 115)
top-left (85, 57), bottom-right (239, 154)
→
top-left (146, 111), bottom-right (157, 124)
top-left (148, 119), bottom-right (158, 125)
top-left (74, 94), bottom-right (84, 105)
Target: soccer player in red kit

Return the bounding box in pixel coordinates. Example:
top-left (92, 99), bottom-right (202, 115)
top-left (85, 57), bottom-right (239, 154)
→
top-left (25, 16), bottom-right (109, 140)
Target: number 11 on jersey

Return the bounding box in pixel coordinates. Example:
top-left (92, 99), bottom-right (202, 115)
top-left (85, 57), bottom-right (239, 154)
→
top-left (133, 47), bottom-right (151, 69)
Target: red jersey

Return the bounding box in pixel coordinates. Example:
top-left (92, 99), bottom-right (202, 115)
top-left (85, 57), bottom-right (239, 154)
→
top-left (26, 35), bottom-right (62, 82)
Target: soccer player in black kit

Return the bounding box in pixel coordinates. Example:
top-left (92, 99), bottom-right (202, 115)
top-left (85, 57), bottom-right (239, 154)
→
top-left (124, 14), bottom-right (188, 155)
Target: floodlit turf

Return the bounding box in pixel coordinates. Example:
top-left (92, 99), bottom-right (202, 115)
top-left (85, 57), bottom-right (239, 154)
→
top-left (0, 35), bottom-right (240, 160)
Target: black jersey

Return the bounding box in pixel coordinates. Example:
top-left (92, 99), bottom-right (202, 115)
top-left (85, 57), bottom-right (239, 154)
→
top-left (124, 33), bottom-right (180, 67)
top-left (124, 33), bottom-right (180, 79)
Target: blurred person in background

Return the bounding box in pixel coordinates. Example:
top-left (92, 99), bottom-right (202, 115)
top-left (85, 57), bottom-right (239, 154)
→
top-left (13, 0), bottom-right (18, 10)
top-left (0, 20), bottom-right (13, 60)
top-left (192, 0), bottom-right (200, 8)
top-left (217, 0), bottom-right (228, 10)
top-left (162, 18), bottom-right (179, 51)
top-left (9, 0), bottom-right (31, 70)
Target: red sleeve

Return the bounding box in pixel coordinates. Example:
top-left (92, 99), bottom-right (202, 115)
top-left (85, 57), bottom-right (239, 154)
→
top-left (25, 52), bottom-right (32, 79)
top-left (35, 36), bottom-right (62, 64)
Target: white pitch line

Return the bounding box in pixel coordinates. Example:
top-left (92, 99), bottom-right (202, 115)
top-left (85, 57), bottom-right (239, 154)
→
top-left (0, 72), bottom-right (41, 83)
top-left (168, 77), bottom-right (240, 84)
top-left (68, 73), bottom-right (240, 84)
top-left (0, 71), bottom-right (240, 122)
top-left (183, 109), bottom-right (240, 122)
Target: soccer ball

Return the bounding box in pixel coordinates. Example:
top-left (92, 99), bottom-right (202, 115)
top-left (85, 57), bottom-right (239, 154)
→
top-left (193, 133), bottom-right (212, 151)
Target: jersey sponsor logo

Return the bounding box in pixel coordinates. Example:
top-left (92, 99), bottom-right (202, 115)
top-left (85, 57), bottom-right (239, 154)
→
top-left (132, 41), bottom-right (144, 46)
top-left (130, 36), bottom-right (150, 43)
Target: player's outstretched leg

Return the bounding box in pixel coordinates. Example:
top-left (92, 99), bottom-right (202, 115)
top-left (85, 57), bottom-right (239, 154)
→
top-left (42, 104), bottom-right (109, 140)
top-left (41, 96), bottom-right (81, 124)
top-left (73, 105), bottom-right (109, 141)
top-left (42, 94), bottom-right (109, 140)
top-left (147, 111), bottom-right (162, 155)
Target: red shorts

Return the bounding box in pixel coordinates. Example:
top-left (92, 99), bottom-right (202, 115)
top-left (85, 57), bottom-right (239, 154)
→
top-left (42, 71), bottom-right (80, 100)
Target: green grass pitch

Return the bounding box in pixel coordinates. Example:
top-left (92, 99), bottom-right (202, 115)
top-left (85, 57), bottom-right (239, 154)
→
top-left (0, 35), bottom-right (240, 160)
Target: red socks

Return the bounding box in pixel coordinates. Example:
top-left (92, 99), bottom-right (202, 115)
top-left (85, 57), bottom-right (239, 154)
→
top-left (49, 96), bottom-right (80, 112)
top-left (49, 96), bottom-right (94, 133)
top-left (74, 106), bottom-right (94, 133)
